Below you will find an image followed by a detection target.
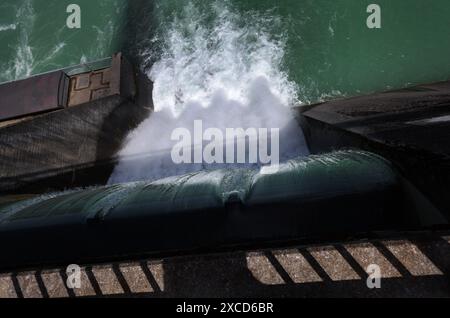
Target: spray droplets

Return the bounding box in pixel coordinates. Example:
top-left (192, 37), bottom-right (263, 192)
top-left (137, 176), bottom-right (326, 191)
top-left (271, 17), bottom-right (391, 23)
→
top-left (110, 0), bottom-right (309, 184)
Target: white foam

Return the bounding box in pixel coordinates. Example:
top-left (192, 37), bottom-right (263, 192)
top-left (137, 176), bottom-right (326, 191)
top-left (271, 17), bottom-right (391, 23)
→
top-left (0, 24), bottom-right (16, 32)
top-left (109, 1), bottom-right (309, 184)
top-left (11, 0), bottom-right (35, 80)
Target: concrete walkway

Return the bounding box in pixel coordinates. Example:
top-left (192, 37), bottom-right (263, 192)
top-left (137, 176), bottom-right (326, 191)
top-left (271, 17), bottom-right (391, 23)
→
top-left (1, 231), bottom-right (449, 298)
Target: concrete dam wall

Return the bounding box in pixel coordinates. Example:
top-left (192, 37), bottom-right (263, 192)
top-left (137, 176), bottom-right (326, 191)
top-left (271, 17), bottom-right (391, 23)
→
top-left (0, 55), bottom-right (449, 270)
top-left (299, 80), bottom-right (450, 221)
top-left (0, 53), bottom-right (153, 194)
top-left (0, 150), bottom-right (406, 270)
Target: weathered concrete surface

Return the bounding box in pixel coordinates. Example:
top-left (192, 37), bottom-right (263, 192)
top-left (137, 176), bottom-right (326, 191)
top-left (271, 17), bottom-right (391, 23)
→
top-left (0, 53), bottom-right (153, 194)
top-left (0, 95), bottom-right (150, 193)
top-left (0, 71), bottom-right (69, 122)
top-left (0, 231), bottom-right (448, 298)
top-left (299, 80), bottom-right (450, 221)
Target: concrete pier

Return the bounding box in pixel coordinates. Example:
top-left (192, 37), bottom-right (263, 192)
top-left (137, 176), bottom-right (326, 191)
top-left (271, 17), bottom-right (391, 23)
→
top-left (0, 53), bottom-right (153, 194)
top-left (0, 71), bottom-right (69, 122)
top-left (299, 80), bottom-right (450, 221)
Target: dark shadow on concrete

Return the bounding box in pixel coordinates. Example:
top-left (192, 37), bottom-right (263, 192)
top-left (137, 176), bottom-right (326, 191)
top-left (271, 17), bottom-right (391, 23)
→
top-left (112, 263), bottom-right (132, 295)
top-left (298, 249), bottom-right (332, 282)
top-left (411, 236), bottom-right (450, 276)
top-left (264, 251), bottom-right (295, 285)
top-left (34, 270), bottom-right (49, 299)
top-left (333, 245), bottom-right (368, 279)
top-left (140, 261), bottom-right (162, 293)
top-left (161, 252), bottom-right (259, 298)
top-left (370, 241), bottom-right (413, 277)
top-left (11, 273), bottom-right (23, 299)
top-left (85, 266), bottom-right (103, 297)
top-left (148, 236), bottom-right (450, 298)
top-left (59, 269), bottom-right (76, 298)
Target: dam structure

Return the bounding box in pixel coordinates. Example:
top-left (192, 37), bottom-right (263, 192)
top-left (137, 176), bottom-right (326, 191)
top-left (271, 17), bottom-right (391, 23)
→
top-left (0, 53), bottom-right (152, 194)
top-left (0, 56), bottom-right (449, 297)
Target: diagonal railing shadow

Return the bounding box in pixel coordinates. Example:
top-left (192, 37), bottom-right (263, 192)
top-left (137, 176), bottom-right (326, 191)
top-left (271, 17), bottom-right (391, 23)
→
top-left (2, 233), bottom-right (449, 298)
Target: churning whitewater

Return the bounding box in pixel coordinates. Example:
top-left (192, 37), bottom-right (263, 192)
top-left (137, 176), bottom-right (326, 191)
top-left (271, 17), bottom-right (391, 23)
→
top-left (109, 1), bottom-right (309, 184)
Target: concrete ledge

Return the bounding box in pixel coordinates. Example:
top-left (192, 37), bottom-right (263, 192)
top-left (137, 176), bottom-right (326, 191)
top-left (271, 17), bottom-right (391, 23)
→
top-left (0, 231), bottom-right (448, 298)
top-left (0, 71), bottom-right (69, 122)
top-left (299, 80), bottom-right (450, 221)
top-left (0, 95), bottom-right (150, 193)
top-left (0, 54), bottom-right (153, 194)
